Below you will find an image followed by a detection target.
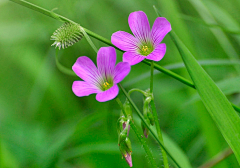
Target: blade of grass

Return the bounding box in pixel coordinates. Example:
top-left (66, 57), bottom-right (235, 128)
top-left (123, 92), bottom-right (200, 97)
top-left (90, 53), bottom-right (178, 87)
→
top-left (155, 6), bottom-right (240, 165)
top-left (203, 1), bottom-right (240, 46)
top-left (188, 0), bottom-right (240, 74)
top-left (170, 27), bottom-right (240, 165)
top-left (186, 76), bottom-right (240, 105)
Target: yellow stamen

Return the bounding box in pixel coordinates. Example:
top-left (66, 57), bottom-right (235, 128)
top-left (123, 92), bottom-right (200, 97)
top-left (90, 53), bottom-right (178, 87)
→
top-left (142, 45), bottom-right (149, 52)
top-left (103, 82), bottom-right (110, 88)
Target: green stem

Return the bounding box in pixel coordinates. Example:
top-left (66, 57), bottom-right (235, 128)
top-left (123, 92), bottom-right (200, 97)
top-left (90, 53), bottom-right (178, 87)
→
top-left (115, 98), bottom-right (157, 168)
top-left (198, 148), bottom-right (233, 168)
top-left (151, 100), bottom-right (169, 167)
top-left (55, 49), bottom-right (76, 76)
top-left (150, 61), bottom-right (154, 93)
top-left (128, 88), bottom-right (146, 96)
top-left (143, 60), bottom-right (195, 89)
top-left (9, 0), bottom-right (240, 114)
top-left (119, 84), bottom-right (181, 168)
top-left (150, 61), bottom-right (169, 168)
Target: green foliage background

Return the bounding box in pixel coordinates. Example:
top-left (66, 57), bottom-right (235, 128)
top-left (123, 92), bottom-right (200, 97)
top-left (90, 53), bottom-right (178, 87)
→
top-left (1, 0), bottom-right (240, 167)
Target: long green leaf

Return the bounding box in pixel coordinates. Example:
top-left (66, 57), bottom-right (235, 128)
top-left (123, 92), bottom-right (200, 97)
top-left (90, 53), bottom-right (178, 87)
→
top-left (186, 76), bottom-right (240, 105)
top-left (189, 0), bottom-right (240, 74)
top-left (154, 7), bottom-right (240, 163)
top-left (169, 31), bottom-right (240, 164)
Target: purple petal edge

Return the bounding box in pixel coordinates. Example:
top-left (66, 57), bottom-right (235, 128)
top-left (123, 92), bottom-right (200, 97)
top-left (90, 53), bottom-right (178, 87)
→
top-left (111, 31), bottom-right (139, 52)
top-left (151, 17), bottom-right (171, 46)
top-left (124, 153), bottom-right (133, 167)
top-left (72, 81), bottom-right (100, 97)
top-left (114, 62), bottom-right (131, 83)
top-left (123, 52), bottom-right (145, 65)
top-left (72, 56), bottom-right (98, 85)
top-left (128, 11), bottom-right (151, 42)
top-left (146, 43), bottom-right (166, 62)
top-left (96, 85), bottom-right (119, 102)
top-left (97, 47), bottom-right (116, 78)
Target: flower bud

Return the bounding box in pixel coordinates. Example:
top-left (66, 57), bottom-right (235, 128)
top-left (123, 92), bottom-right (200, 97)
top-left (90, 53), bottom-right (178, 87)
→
top-left (141, 117), bottom-right (150, 138)
top-left (119, 137), bottom-right (132, 167)
top-left (117, 116), bottom-right (130, 144)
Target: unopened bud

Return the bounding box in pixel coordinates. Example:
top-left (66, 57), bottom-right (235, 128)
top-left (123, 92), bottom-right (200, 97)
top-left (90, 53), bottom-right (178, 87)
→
top-left (119, 137), bottom-right (133, 167)
top-left (141, 117), bottom-right (150, 138)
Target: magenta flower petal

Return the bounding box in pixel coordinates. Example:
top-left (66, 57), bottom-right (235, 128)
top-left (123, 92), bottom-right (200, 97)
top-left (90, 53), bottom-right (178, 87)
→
top-left (146, 43), bottom-right (166, 61)
top-left (72, 81), bottom-right (100, 97)
top-left (114, 62), bottom-right (131, 83)
top-left (111, 31), bottom-right (139, 51)
top-left (151, 17), bottom-right (171, 46)
top-left (124, 153), bottom-right (133, 167)
top-left (128, 11), bottom-right (151, 42)
top-left (72, 56), bottom-right (99, 85)
top-left (97, 47), bottom-right (116, 77)
top-left (123, 52), bottom-right (145, 65)
top-left (96, 85), bottom-right (119, 102)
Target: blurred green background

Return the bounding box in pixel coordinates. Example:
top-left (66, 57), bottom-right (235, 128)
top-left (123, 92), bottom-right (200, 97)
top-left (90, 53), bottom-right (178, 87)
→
top-left (1, 0), bottom-right (240, 167)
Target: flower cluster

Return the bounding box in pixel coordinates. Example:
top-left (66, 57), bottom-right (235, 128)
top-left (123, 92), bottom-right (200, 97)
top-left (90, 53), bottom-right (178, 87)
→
top-left (72, 11), bottom-right (171, 101)
top-left (71, 11), bottom-right (171, 167)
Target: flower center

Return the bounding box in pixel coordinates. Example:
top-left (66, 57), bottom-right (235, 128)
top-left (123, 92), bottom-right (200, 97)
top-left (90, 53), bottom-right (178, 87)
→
top-left (102, 81), bottom-right (113, 91)
top-left (139, 44), bottom-right (154, 56)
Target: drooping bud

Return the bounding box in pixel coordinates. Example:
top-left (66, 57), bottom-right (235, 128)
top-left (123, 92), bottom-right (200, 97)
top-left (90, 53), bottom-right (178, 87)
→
top-left (119, 137), bottom-right (133, 167)
top-left (141, 117), bottom-right (150, 138)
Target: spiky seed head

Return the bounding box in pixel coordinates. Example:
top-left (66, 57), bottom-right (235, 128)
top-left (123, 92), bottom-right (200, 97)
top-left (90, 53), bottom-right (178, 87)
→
top-left (51, 22), bottom-right (84, 50)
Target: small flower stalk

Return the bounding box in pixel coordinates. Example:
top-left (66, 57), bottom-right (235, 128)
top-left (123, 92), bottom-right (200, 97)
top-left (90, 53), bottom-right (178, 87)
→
top-left (51, 22), bottom-right (84, 49)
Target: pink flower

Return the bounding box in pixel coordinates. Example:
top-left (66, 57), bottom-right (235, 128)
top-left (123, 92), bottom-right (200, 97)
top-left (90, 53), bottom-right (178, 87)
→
top-left (72, 47), bottom-right (130, 102)
top-left (111, 11), bottom-right (171, 65)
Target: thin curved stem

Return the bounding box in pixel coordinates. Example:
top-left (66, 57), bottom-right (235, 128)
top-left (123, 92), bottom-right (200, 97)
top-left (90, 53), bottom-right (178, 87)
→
top-left (198, 148), bottom-right (233, 168)
top-left (128, 88), bottom-right (146, 96)
top-left (55, 49), bottom-right (76, 76)
top-left (150, 61), bottom-right (169, 168)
